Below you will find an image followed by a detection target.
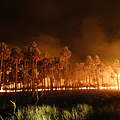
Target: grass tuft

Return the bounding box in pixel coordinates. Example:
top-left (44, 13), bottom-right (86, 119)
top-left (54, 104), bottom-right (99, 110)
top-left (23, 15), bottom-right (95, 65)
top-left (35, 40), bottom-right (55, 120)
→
top-left (16, 104), bottom-right (93, 120)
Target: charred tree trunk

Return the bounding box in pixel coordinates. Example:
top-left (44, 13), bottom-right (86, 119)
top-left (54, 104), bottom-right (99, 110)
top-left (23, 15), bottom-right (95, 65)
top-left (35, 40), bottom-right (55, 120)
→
top-left (88, 73), bottom-right (91, 89)
top-left (96, 74), bottom-right (99, 90)
top-left (101, 71), bottom-right (104, 87)
top-left (32, 60), bottom-right (35, 92)
top-left (15, 62), bottom-right (18, 92)
top-left (117, 74), bottom-right (119, 90)
top-left (50, 77), bottom-right (53, 91)
top-left (0, 52), bottom-right (3, 90)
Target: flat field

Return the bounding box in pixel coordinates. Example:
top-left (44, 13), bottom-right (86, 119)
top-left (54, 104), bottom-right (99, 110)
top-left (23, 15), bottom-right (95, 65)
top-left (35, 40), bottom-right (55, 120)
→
top-left (0, 90), bottom-right (120, 120)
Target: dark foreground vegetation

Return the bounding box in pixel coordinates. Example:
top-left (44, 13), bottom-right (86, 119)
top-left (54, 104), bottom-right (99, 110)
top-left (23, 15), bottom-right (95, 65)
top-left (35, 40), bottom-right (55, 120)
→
top-left (1, 90), bottom-right (120, 120)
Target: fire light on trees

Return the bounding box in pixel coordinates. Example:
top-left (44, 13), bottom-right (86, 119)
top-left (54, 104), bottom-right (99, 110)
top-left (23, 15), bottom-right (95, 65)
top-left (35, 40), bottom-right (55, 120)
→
top-left (0, 41), bottom-right (120, 92)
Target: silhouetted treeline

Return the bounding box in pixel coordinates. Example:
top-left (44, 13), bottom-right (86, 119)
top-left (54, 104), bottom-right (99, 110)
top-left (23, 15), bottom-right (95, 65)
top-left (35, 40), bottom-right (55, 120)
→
top-left (0, 42), bottom-right (120, 91)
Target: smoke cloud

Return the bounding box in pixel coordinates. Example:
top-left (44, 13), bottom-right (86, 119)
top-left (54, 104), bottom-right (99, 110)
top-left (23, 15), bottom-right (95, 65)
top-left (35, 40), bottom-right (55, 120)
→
top-left (30, 34), bottom-right (63, 57)
top-left (71, 17), bottom-right (120, 63)
top-left (2, 16), bottom-right (120, 63)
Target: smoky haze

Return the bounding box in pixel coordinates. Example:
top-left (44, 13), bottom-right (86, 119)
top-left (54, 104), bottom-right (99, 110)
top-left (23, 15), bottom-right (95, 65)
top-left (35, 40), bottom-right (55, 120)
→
top-left (1, 1), bottom-right (120, 62)
top-left (3, 17), bottom-right (120, 63)
top-left (31, 34), bottom-right (62, 57)
top-left (71, 18), bottom-right (120, 62)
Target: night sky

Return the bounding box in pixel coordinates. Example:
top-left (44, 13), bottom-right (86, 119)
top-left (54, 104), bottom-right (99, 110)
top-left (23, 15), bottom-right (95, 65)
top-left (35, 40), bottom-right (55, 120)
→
top-left (1, 0), bottom-right (120, 60)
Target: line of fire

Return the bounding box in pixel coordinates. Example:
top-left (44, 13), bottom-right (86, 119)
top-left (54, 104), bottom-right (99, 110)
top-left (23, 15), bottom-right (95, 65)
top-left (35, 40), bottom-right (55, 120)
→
top-left (0, 42), bottom-right (120, 92)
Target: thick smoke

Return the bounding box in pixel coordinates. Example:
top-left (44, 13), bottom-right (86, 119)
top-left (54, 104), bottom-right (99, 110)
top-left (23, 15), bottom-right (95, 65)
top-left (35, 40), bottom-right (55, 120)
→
top-left (30, 34), bottom-right (63, 57)
top-left (1, 0), bottom-right (120, 63)
top-left (3, 16), bottom-right (120, 63)
top-left (71, 17), bottom-right (120, 63)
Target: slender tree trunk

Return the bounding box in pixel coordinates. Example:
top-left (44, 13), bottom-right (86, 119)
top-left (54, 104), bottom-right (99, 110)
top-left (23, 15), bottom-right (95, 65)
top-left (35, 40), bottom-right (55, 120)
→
top-left (117, 74), bottom-right (119, 90)
top-left (101, 71), bottom-right (104, 87)
top-left (96, 74), bottom-right (99, 90)
top-left (0, 52), bottom-right (3, 90)
top-left (89, 73), bottom-right (91, 89)
top-left (23, 60), bottom-right (27, 91)
top-left (32, 60), bottom-right (35, 92)
top-left (15, 61), bottom-right (18, 92)
top-left (3, 53), bottom-right (5, 90)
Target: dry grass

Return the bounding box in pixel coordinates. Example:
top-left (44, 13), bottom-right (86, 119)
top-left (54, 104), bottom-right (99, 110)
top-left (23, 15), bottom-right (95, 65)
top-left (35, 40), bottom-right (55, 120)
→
top-left (16, 104), bottom-right (93, 120)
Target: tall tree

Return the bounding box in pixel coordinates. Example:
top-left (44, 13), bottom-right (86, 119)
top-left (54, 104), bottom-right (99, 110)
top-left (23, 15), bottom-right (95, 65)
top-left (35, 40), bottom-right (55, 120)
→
top-left (94, 55), bottom-right (102, 89)
top-left (0, 42), bottom-right (9, 90)
top-left (10, 47), bottom-right (21, 91)
top-left (60, 46), bottom-right (71, 88)
top-left (112, 59), bottom-right (120, 90)
top-left (22, 41), bottom-right (42, 91)
top-left (85, 55), bottom-right (93, 89)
